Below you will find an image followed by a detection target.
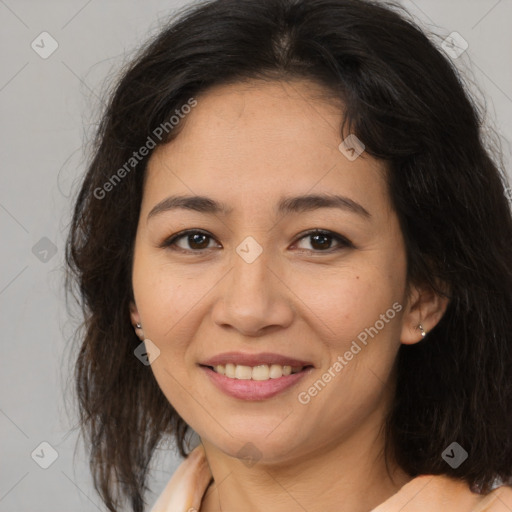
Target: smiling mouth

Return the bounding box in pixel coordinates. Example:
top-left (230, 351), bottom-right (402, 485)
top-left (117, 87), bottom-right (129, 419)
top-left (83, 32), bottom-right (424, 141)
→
top-left (202, 363), bottom-right (313, 381)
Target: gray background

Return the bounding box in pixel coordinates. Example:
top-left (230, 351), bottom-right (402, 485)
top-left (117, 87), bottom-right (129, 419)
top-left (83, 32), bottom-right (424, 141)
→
top-left (1, 0), bottom-right (511, 510)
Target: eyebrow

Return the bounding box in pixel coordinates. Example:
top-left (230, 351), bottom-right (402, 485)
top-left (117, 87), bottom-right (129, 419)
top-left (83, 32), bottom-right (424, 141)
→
top-left (147, 193), bottom-right (371, 221)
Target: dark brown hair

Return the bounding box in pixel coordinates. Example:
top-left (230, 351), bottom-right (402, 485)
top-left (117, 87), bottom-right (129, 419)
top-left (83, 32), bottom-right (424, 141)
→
top-left (65, 0), bottom-right (512, 510)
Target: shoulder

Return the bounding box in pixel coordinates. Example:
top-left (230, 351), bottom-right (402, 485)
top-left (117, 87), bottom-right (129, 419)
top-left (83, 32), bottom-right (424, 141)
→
top-left (151, 452), bottom-right (512, 512)
top-left (475, 484), bottom-right (512, 512)
top-left (150, 444), bottom-right (212, 512)
top-left (372, 474), bottom-right (512, 512)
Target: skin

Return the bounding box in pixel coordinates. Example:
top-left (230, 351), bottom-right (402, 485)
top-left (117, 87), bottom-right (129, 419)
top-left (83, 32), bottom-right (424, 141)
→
top-left (130, 79), bottom-right (449, 512)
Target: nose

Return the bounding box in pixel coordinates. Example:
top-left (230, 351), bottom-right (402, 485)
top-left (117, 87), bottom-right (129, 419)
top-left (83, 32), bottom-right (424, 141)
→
top-left (211, 245), bottom-right (294, 337)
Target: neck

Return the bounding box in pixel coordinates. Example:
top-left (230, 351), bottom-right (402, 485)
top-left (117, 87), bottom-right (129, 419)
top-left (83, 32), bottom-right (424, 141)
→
top-left (199, 416), bottom-right (411, 512)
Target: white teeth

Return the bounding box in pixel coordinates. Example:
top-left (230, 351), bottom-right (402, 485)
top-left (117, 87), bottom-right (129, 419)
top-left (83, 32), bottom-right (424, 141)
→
top-left (252, 364), bottom-right (270, 381)
top-left (235, 365), bottom-right (252, 380)
top-left (225, 363), bottom-right (236, 378)
top-left (212, 363), bottom-right (303, 380)
top-left (269, 364), bottom-right (284, 379)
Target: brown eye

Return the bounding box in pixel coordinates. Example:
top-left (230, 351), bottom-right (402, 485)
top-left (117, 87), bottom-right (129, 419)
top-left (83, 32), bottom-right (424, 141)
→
top-left (162, 230), bottom-right (219, 252)
top-left (294, 229), bottom-right (353, 252)
top-left (310, 232), bottom-right (333, 250)
top-left (186, 233), bottom-right (210, 250)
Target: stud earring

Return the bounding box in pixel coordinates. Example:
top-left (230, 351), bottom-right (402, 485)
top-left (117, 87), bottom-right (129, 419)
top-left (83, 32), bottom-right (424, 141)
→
top-left (418, 324), bottom-right (426, 338)
top-left (135, 323), bottom-right (142, 330)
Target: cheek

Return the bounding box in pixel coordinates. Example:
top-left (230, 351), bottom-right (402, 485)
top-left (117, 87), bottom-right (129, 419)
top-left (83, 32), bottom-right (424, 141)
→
top-left (131, 260), bottom-right (203, 412)
top-left (285, 263), bottom-right (404, 350)
top-left (289, 271), bottom-right (403, 439)
top-left (132, 248), bottom-right (206, 337)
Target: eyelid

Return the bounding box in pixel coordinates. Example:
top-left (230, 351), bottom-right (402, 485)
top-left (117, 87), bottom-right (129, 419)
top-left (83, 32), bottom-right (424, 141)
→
top-left (291, 228), bottom-right (354, 251)
top-left (159, 229), bottom-right (221, 251)
top-left (160, 228), bottom-right (354, 253)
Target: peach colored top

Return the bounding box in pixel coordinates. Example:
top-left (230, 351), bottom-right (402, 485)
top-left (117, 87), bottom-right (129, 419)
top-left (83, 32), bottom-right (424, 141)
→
top-left (150, 444), bottom-right (512, 512)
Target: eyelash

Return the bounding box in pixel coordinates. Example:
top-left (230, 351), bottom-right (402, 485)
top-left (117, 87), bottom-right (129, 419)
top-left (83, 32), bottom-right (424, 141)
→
top-left (160, 228), bottom-right (354, 254)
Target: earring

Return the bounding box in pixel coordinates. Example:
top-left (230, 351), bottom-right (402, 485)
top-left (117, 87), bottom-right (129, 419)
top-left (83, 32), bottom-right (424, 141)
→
top-left (135, 323), bottom-right (142, 330)
top-left (418, 324), bottom-right (426, 338)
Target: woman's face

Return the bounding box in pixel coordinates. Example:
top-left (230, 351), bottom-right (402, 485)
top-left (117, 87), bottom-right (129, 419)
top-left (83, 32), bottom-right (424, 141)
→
top-left (130, 79), bottom-right (427, 463)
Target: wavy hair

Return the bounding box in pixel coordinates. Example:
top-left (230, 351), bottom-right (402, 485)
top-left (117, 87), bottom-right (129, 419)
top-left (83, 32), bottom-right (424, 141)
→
top-left (65, 0), bottom-right (512, 510)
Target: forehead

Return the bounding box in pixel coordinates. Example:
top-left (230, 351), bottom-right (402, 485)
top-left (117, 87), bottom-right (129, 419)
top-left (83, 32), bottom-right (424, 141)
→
top-left (142, 79), bottom-right (390, 217)
top-left (165, 79), bottom-right (345, 159)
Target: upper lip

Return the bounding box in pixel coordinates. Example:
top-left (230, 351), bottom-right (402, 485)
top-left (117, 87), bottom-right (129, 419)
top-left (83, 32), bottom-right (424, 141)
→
top-left (200, 352), bottom-right (314, 368)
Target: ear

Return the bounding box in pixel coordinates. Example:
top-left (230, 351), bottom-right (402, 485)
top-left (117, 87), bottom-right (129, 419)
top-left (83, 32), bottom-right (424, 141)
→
top-left (400, 281), bottom-right (450, 345)
top-left (129, 301), bottom-right (144, 339)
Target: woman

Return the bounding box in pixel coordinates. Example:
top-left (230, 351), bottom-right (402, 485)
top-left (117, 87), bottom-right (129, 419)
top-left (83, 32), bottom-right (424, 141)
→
top-left (65, 0), bottom-right (512, 510)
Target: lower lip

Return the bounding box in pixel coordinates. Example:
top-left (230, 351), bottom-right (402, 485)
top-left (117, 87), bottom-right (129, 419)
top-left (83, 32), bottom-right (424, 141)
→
top-left (200, 366), bottom-right (312, 400)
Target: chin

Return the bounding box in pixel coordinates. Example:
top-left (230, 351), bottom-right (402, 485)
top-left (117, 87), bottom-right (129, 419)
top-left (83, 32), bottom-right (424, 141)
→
top-left (200, 423), bottom-right (310, 465)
